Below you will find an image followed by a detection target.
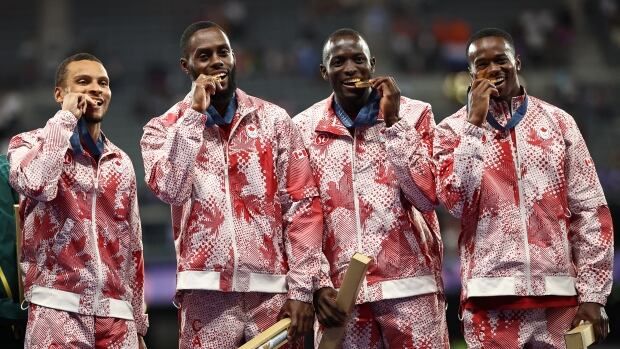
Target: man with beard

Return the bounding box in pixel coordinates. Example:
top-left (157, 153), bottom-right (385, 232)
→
top-left (7, 53), bottom-right (148, 348)
top-left (434, 28), bottom-right (613, 348)
top-left (293, 28), bottom-right (448, 348)
top-left (140, 21), bottom-right (323, 348)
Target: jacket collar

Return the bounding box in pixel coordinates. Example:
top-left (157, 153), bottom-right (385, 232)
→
top-left (488, 87), bottom-right (528, 122)
top-left (315, 94), bottom-right (385, 137)
top-left (183, 88), bottom-right (257, 130)
top-left (70, 118), bottom-right (110, 160)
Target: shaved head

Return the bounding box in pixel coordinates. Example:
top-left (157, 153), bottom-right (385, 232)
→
top-left (322, 28), bottom-right (371, 64)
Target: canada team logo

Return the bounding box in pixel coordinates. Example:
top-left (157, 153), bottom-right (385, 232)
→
top-left (245, 124), bottom-right (258, 138)
top-left (537, 127), bottom-right (551, 140)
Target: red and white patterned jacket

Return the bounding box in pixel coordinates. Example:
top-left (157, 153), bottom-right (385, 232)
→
top-left (141, 89), bottom-right (323, 303)
top-left (293, 95), bottom-right (443, 304)
top-left (434, 94), bottom-right (613, 305)
top-left (8, 110), bottom-right (148, 335)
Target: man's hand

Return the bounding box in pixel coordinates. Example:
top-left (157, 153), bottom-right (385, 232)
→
top-left (277, 299), bottom-right (314, 343)
top-left (138, 334), bottom-right (147, 349)
top-left (61, 92), bottom-right (97, 119)
top-left (191, 74), bottom-right (222, 113)
top-left (371, 77), bottom-right (401, 127)
top-left (313, 287), bottom-right (347, 328)
top-left (467, 77), bottom-right (498, 127)
top-left (571, 302), bottom-right (609, 344)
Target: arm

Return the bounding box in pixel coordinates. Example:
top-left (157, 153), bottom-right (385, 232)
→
top-left (8, 110), bottom-right (77, 202)
top-left (562, 114), bottom-right (613, 304)
top-left (277, 117), bottom-right (323, 302)
top-left (140, 76), bottom-right (220, 206)
top-left (140, 104), bottom-right (206, 205)
top-left (291, 114), bottom-right (346, 328)
top-left (561, 113), bottom-right (613, 342)
top-left (127, 174), bottom-right (149, 337)
top-left (275, 115), bottom-right (323, 338)
top-left (385, 103), bottom-right (438, 212)
top-left (433, 117), bottom-right (487, 218)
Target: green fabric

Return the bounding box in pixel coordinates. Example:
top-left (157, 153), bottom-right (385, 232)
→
top-left (0, 154), bottom-right (26, 321)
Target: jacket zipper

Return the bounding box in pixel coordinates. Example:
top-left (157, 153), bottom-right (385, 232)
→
top-left (92, 156), bottom-right (104, 314)
top-left (350, 131), bottom-right (368, 298)
top-left (510, 123), bottom-right (532, 294)
top-left (218, 123), bottom-right (241, 291)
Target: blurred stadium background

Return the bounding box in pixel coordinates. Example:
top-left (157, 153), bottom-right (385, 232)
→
top-left (1, 0), bottom-right (618, 347)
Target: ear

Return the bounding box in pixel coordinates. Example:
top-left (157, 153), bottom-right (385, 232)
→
top-left (515, 54), bottom-right (522, 72)
top-left (54, 86), bottom-right (64, 104)
top-left (468, 66), bottom-right (476, 82)
top-left (370, 57), bottom-right (376, 73)
top-left (319, 64), bottom-right (328, 81)
top-left (180, 58), bottom-right (190, 75)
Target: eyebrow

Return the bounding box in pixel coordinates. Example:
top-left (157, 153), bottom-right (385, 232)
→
top-left (474, 53), bottom-right (509, 63)
top-left (195, 44), bottom-right (230, 53)
top-left (73, 74), bottom-right (109, 81)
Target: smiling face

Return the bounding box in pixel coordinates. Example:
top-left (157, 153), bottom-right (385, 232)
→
top-left (55, 60), bottom-right (111, 123)
top-left (180, 27), bottom-right (236, 103)
top-left (468, 36), bottom-right (522, 101)
top-left (321, 34), bottom-right (375, 109)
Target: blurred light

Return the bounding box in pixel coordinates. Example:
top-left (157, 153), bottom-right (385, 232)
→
top-left (442, 71), bottom-right (471, 105)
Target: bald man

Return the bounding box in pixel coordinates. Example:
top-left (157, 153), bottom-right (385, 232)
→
top-left (293, 28), bottom-right (448, 348)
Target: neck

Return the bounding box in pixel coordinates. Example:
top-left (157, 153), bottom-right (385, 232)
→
top-left (501, 85), bottom-right (524, 103)
top-left (86, 122), bottom-right (101, 142)
top-left (335, 92), bottom-right (370, 120)
top-left (212, 96), bottom-right (232, 117)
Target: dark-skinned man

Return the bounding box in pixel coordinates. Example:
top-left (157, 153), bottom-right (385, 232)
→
top-left (434, 28), bottom-right (613, 348)
top-left (8, 53), bottom-right (148, 348)
top-left (293, 28), bottom-right (448, 348)
top-left (140, 21), bottom-right (323, 348)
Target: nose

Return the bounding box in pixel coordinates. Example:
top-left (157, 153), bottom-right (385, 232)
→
top-left (343, 60), bottom-right (357, 76)
top-left (209, 53), bottom-right (224, 69)
top-left (87, 81), bottom-right (103, 95)
top-left (487, 61), bottom-right (502, 73)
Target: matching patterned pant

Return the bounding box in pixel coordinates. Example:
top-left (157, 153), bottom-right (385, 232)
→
top-left (178, 290), bottom-right (302, 349)
top-left (462, 306), bottom-right (578, 348)
top-left (315, 293), bottom-right (449, 349)
top-left (25, 304), bottom-right (137, 349)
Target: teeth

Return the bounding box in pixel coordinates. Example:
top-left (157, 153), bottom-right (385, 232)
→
top-left (354, 80), bottom-right (372, 88)
top-left (210, 74), bottom-right (226, 83)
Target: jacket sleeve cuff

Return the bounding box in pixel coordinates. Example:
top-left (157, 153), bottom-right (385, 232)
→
top-left (181, 108), bottom-right (207, 127)
top-left (317, 274), bottom-right (334, 290)
top-left (287, 289), bottom-right (313, 303)
top-left (45, 110), bottom-right (79, 149)
top-left (578, 293), bottom-right (608, 306)
top-left (135, 313), bottom-right (149, 337)
top-left (462, 122), bottom-right (485, 139)
top-left (384, 116), bottom-right (411, 135)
